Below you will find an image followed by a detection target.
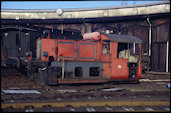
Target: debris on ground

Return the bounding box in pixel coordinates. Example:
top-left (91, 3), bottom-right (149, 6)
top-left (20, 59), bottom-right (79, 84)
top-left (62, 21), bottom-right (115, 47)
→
top-left (101, 88), bottom-right (124, 92)
top-left (2, 90), bottom-right (41, 94)
top-left (56, 89), bottom-right (77, 93)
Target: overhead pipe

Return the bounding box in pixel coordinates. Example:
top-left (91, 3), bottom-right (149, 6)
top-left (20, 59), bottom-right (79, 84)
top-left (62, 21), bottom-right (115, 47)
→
top-left (166, 41), bottom-right (169, 72)
top-left (147, 18), bottom-right (152, 57)
top-left (147, 17), bottom-right (152, 71)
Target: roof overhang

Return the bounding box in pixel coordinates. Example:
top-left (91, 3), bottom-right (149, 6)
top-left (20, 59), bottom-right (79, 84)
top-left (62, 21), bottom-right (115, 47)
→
top-left (1, 1), bottom-right (170, 24)
top-left (1, 27), bottom-right (37, 32)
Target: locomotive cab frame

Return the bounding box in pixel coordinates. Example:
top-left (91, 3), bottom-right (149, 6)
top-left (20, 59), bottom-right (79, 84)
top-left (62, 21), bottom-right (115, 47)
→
top-left (100, 33), bottom-right (142, 82)
top-left (117, 42), bottom-right (141, 79)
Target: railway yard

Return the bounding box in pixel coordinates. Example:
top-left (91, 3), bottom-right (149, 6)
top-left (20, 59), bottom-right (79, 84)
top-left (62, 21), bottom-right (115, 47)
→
top-left (1, 1), bottom-right (170, 112)
top-left (1, 68), bottom-right (170, 112)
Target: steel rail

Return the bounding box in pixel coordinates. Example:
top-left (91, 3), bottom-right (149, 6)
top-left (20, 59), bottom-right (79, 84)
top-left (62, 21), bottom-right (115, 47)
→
top-left (1, 101), bottom-right (169, 109)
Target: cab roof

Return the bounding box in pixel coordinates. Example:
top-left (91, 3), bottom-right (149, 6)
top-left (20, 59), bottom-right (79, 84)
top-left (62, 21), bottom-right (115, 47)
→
top-left (102, 33), bottom-right (142, 43)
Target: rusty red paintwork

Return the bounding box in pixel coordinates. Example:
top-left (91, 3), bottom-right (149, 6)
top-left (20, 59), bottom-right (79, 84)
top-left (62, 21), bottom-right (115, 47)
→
top-left (37, 32), bottom-right (142, 83)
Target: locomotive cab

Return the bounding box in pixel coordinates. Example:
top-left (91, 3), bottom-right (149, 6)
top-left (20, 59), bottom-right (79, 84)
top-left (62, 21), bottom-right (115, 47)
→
top-left (117, 42), bottom-right (141, 79)
top-left (101, 33), bottom-right (142, 81)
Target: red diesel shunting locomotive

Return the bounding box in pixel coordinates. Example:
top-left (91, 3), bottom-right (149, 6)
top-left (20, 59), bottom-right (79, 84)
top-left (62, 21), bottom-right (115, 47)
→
top-left (26, 32), bottom-right (142, 85)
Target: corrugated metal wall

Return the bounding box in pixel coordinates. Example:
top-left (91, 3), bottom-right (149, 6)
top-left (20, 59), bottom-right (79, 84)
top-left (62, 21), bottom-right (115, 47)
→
top-left (151, 19), bottom-right (170, 72)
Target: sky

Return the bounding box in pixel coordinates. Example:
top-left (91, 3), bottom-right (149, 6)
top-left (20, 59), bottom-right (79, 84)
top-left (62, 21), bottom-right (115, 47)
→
top-left (1, 1), bottom-right (165, 9)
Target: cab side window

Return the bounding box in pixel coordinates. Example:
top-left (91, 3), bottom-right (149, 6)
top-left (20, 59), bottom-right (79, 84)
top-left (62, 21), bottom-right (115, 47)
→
top-left (102, 40), bottom-right (110, 55)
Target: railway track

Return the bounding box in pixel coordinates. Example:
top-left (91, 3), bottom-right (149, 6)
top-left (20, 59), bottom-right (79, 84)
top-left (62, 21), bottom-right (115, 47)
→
top-left (1, 68), bottom-right (170, 112)
top-left (2, 101), bottom-right (170, 112)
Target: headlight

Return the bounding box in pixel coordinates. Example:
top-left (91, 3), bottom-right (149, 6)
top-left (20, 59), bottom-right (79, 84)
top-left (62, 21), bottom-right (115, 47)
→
top-left (117, 65), bottom-right (122, 69)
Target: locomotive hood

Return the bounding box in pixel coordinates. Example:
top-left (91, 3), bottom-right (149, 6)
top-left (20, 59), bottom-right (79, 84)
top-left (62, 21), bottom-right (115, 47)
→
top-left (101, 33), bottom-right (142, 43)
